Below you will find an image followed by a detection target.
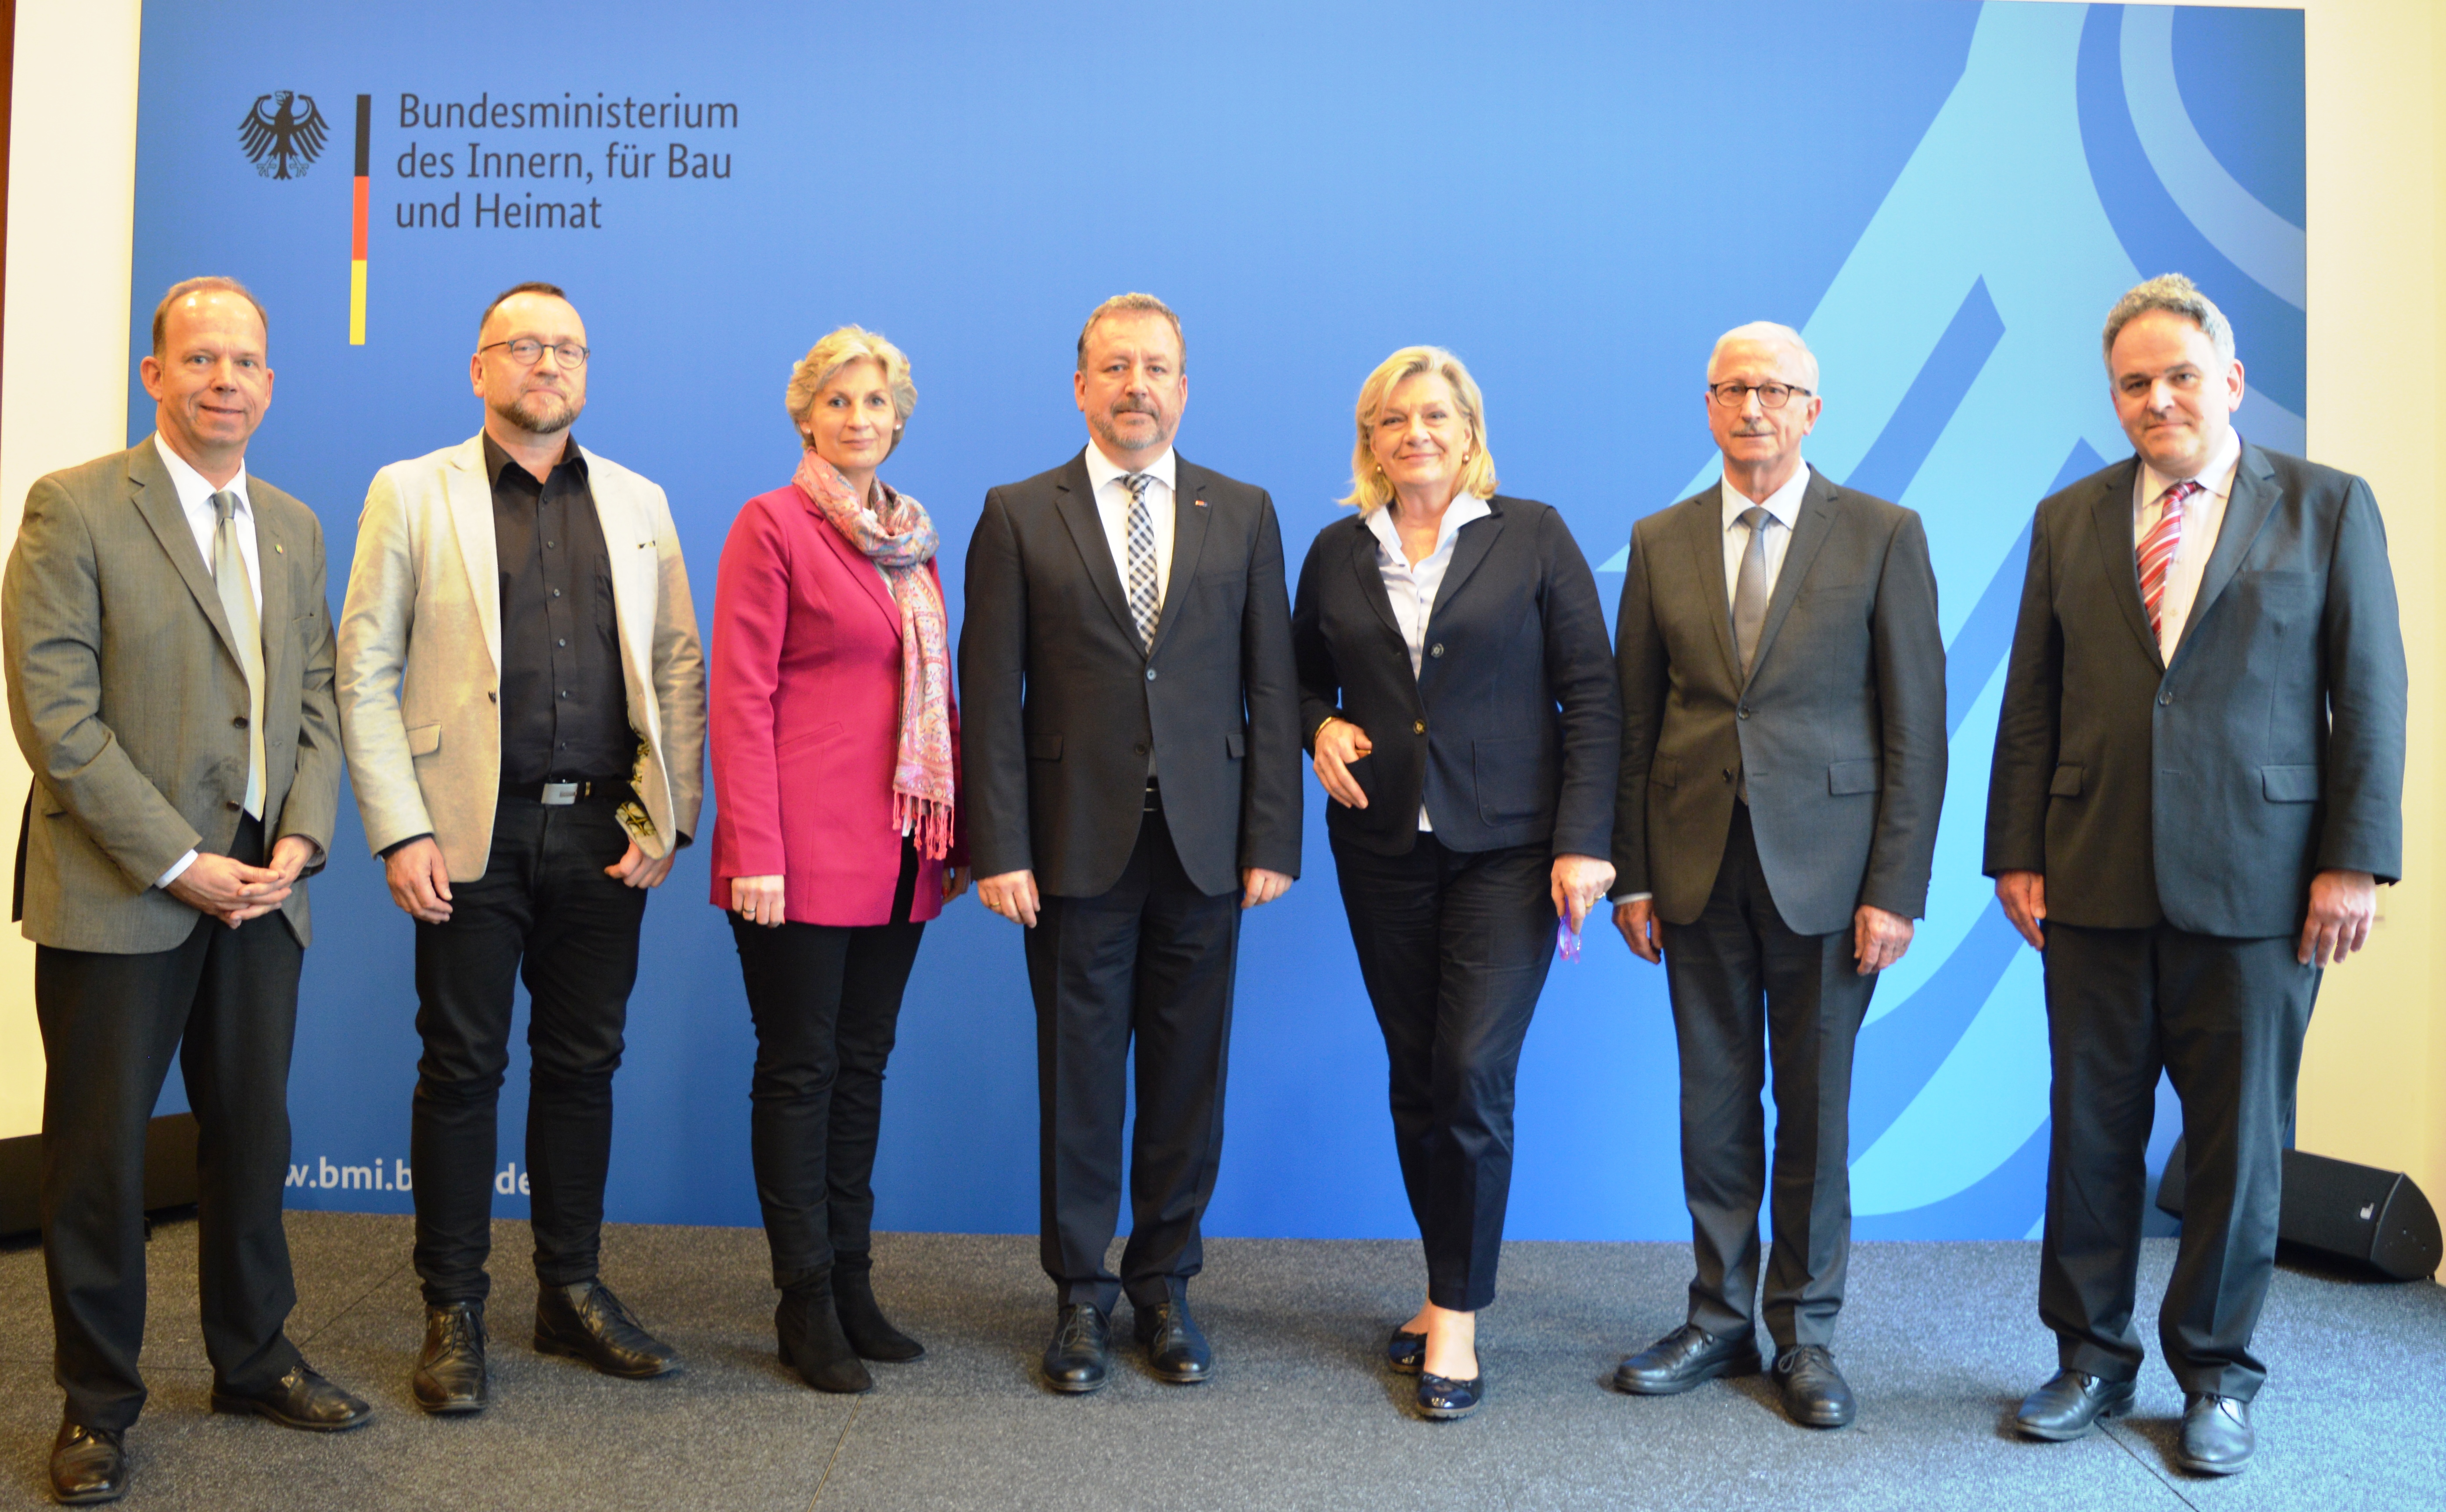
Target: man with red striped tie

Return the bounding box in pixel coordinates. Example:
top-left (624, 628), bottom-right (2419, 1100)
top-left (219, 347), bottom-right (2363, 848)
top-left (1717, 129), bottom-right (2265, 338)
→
top-left (1984, 274), bottom-right (2406, 1477)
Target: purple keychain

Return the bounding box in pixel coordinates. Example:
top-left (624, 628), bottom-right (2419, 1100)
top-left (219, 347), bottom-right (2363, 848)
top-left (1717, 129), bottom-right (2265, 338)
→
top-left (1556, 917), bottom-right (1582, 963)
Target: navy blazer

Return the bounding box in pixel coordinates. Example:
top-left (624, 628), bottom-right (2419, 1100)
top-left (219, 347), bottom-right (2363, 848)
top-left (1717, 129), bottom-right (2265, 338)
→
top-left (1292, 495), bottom-right (1619, 859)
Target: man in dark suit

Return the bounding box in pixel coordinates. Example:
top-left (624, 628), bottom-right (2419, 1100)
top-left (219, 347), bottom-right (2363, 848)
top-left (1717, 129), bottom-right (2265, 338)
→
top-left (960, 292), bottom-right (1302, 1393)
top-left (1609, 322), bottom-right (1947, 1429)
top-left (1985, 274), bottom-right (2404, 1476)
top-left (4, 278), bottom-right (370, 1506)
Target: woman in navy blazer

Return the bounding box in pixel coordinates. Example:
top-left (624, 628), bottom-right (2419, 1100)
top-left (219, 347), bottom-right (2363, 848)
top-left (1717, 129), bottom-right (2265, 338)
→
top-left (1291, 347), bottom-right (1620, 1419)
top-left (709, 327), bottom-right (967, 1394)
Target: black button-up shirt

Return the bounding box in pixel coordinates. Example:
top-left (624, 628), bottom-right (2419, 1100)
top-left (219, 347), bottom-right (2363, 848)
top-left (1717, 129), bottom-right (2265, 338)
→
top-left (485, 433), bottom-right (629, 785)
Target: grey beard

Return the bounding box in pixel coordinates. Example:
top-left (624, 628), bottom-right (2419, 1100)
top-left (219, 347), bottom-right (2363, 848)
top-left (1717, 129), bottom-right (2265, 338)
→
top-left (1090, 408), bottom-right (1170, 458)
top-left (492, 391), bottom-right (582, 437)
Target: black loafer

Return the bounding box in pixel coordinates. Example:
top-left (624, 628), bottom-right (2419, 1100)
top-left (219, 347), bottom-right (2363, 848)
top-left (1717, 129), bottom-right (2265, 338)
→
top-left (49, 1421), bottom-right (126, 1505)
top-left (1133, 1300), bottom-right (1213, 1384)
top-left (412, 1301), bottom-right (489, 1415)
top-left (1386, 1327), bottom-right (1426, 1376)
top-left (1611, 1323), bottom-right (1763, 1395)
top-left (1042, 1302), bottom-right (1111, 1394)
top-left (535, 1279), bottom-right (681, 1379)
top-left (1771, 1345), bottom-right (1856, 1428)
top-left (2175, 1393), bottom-right (2254, 1475)
top-left (2014, 1369), bottom-right (2135, 1440)
top-left (1416, 1369), bottom-right (1483, 1421)
top-left (209, 1362), bottom-right (374, 1432)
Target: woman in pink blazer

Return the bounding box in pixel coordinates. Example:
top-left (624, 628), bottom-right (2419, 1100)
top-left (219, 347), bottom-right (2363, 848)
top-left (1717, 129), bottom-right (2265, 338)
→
top-left (708, 326), bottom-right (966, 1394)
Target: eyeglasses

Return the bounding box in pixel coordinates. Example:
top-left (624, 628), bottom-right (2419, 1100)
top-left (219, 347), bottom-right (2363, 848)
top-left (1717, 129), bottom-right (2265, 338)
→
top-left (1707, 381), bottom-right (1812, 409)
top-left (479, 338), bottom-right (589, 369)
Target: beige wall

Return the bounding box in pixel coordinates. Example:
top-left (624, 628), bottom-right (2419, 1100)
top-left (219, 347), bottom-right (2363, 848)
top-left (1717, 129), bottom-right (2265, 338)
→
top-left (3, 3), bottom-right (2442, 1261)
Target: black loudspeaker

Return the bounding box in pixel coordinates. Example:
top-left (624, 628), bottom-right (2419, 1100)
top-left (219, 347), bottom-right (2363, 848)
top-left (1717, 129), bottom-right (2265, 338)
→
top-left (0, 1113), bottom-right (201, 1241)
top-left (2157, 1139), bottom-right (2445, 1281)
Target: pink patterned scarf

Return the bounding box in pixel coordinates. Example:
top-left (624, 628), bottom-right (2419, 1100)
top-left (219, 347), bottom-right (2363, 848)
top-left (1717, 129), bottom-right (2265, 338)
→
top-left (794, 451), bottom-right (956, 859)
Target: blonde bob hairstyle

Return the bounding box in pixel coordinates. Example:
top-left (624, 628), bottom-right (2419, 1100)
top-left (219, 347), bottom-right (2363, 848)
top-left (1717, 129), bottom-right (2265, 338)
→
top-left (784, 326), bottom-right (918, 458)
top-left (1340, 346), bottom-right (1498, 512)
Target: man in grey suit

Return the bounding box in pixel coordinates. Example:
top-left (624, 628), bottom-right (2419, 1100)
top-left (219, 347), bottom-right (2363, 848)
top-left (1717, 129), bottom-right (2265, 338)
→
top-left (1608, 322), bottom-right (1946, 1428)
top-left (5, 278), bottom-right (370, 1506)
top-left (1986, 275), bottom-right (2405, 1476)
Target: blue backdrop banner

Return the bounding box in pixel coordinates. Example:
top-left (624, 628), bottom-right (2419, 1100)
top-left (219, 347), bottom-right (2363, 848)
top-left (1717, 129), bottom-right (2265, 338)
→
top-left (125, 1), bottom-right (2304, 1242)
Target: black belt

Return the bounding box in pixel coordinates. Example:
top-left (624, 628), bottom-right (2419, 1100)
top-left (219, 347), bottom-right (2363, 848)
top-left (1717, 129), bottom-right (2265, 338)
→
top-left (501, 775), bottom-right (629, 807)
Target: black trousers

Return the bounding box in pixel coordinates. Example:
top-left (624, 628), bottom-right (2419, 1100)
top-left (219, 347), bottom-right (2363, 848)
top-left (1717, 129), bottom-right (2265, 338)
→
top-left (1331, 833), bottom-right (1555, 1312)
top-left (2039, 922), bottom-right (2317, 1400)
top-left (1658, 804), bottom-right (1876, 1350)
top-left (409, 795), bottom-right (647, 1305)
top-left (1024, 803), bottom-right (1241, 1314)
top-left (37, 815), bottom-right (305, 1432)
top-left (730, 840), bottom-right (923, 1288)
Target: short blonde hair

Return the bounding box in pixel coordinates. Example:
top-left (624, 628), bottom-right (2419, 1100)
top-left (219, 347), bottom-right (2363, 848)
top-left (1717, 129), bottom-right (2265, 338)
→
top-left (1340, 346), bottom-right (1498, 512)
top-left (1076, 292), bottom-right (1184, 372)
top-left (785, 326), bottom-right (917, 456)
top-left (151, 276), bottom-right (268, 357)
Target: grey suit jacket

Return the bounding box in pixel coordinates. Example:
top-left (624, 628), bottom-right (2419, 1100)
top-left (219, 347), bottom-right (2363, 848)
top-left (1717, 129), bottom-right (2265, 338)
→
top-left (1612, 468), bottom-right (1947, 937)
top-left (4, 438), bottom-right (341, 952)
top-left (1983, 443), bottom-right (2406, 936)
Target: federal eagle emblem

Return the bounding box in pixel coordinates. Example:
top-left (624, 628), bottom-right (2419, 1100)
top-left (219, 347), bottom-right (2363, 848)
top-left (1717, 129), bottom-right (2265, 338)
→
top-left (238, 91), bottom-right (328, 179)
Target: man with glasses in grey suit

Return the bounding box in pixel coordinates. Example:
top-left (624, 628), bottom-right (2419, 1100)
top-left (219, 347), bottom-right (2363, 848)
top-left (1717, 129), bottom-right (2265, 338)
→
top-left (6, 277), bottom-right (370, 1506)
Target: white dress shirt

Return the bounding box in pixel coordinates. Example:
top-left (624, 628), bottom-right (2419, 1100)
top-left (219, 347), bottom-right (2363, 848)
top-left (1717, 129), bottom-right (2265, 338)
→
top-left (1720, 461), bottom-right (1813, 602)
top-left (2133, 426), bottom-right (2242, 661)
top-left (1081, 442), bottom-right (1177, 621)
top-left (151, 434), bottom-right (264, 889)
top-left (1363, 493), bottom-right (1494, 831)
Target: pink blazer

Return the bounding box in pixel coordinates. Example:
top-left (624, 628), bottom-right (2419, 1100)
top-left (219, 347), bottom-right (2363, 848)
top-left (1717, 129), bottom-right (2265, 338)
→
top-left (708, 481), bottom-right (963, 926)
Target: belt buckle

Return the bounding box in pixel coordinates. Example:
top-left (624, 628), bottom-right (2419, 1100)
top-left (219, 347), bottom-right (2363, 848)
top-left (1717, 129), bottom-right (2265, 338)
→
top-left (540, 781), bottom-right (581, 806)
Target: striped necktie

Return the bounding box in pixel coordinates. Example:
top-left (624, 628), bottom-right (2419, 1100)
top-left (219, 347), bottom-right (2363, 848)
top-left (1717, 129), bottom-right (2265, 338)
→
top-left (2139, 478), bottom-right (2202, 645)
top-left (1123, 472), bottom-right (1159, 651)
top-left (210, 490), bottom-right (267, 818)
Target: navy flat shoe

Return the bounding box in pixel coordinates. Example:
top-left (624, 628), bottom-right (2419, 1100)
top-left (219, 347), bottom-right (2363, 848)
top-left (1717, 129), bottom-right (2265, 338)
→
top-left (1416, 1369), bottom-right (1483, 1420)
top-left (1386, 1327), bottom-right (1426, 1375)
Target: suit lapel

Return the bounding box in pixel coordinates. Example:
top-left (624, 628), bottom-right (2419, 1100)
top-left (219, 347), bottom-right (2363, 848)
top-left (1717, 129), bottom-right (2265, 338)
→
top-left (2174, 442), bottom-right (2278, 663)
top-left (804, 484), bottom-right (906, 641)
top-left (126, 440), bottom-right (246, 673)
top-left (2084, 458), bottom-right (2161, 668)
top-left (1679, 491), bottom-right (1742, 688)
top-left (1147, 463), bottom-right (1213, 659)
top-left (254, 494), bottom-right (293, 703)
top-left (1051, 451), bottom-right (1142, 648)
top-left (1433, 499), bottom-right (1505, 612)
top-left (1346, 519), bottom-right (1404, 642)
top-left (1744, 472), bottom-right (1837, 682)
top-left (445, 436), bottom-right (503, 672)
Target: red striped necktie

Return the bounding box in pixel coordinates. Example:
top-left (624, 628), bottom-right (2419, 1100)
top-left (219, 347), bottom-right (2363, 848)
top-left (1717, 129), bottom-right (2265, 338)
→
top-left (2139, 479), bottom-right (2203, 643)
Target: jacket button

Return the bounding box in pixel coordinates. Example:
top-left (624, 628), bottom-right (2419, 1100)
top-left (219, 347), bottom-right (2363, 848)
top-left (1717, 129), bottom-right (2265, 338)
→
top-left (232, 715), bottom-right (248, 728)
top-left (1738, 707), bottom-right (1751, 720)
top-left (1133, 742), bottom-right (1148, 757)
top-left (1412, 719), bottom-right (1426, 735)
top-left (489, 691), bottom-right (499, 703)
top-left (1146, 669), bottom-right (1157, 682)
top-left (2158, 691), bottom-right (2173, 706)
top-left (1723, 768), bottom-right (1734, 782)
top-left (1430, 643), bottom-right (1444, 658)
top-left (225, 800), bottom-right (241, 812)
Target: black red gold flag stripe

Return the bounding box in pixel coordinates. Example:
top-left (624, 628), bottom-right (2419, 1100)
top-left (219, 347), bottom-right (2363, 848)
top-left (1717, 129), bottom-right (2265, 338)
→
top-left (351, 94), bottom-right (370, 344)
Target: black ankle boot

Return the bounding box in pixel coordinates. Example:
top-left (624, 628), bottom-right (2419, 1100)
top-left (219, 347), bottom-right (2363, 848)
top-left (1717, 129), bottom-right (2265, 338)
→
top-left (777, 1271), bottom-right (872, 1394)
top-left (833, 1251), bottom-right (925, 1362)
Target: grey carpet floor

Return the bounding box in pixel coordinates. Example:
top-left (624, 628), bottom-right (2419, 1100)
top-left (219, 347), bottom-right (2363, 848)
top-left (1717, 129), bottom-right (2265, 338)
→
top-left (0, 1214), bottom-right (2438, 1510)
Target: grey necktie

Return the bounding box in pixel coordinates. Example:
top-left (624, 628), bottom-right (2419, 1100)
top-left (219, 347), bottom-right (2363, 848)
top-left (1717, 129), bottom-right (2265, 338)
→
top-left (1123, 472), bottom-right (1160, 651)
top-left (1732, 505), bottom-right (1773, 678)
top-left (211, 490), bottom-right (267, 818)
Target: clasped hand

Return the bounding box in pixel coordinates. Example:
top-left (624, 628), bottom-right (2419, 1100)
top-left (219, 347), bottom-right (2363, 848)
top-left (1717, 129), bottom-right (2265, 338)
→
top-left (167, 835), bottom-right (317, 928)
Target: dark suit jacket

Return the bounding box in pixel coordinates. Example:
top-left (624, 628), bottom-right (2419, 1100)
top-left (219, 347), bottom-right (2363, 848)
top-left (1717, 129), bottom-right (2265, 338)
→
top-left (1612, 468), bottom-right (1947, 937)
top-left (959, 449), bottom-right (1301, 899)
top-left (1291, 496), bottom-right (1618, 858)
top-left (4, 437), bottom-right (340, 952)
top-left (1983, 443), bottom-right (2406, 936)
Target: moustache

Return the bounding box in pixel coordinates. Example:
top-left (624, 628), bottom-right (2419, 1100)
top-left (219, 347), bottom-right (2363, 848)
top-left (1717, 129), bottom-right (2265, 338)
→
top-left (1112, 400), bottom-right (1159, 416)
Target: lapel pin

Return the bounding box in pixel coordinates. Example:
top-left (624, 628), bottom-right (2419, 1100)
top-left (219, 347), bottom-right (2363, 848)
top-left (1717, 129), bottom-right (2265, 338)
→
top-left (274, 543), bottom-right (284, 554)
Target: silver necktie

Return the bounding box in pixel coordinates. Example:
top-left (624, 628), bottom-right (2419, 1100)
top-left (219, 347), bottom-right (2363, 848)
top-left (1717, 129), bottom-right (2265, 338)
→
top-left (1124, 472), bottom-right (1159, 651)
top-left (211, 490), bottom-right (266, 818)
top-left (1732, 505), bottom-right (1773, 678)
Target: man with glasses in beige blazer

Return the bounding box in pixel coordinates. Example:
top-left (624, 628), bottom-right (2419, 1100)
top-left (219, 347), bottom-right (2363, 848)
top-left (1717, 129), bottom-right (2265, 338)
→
top-left (337, 280), bottom-right (704, 1418)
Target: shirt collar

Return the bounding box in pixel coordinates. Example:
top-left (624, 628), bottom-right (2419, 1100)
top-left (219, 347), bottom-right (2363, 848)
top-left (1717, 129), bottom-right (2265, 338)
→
top-left (1082, 441), bottom-right (1176, 500)
top-left (153, 432), bottom-right (250, 515)
top-left (1722, 462), bottom-right (1811, 532)
top-left (483, 430), bottom-right (586, 487)
top-left (1364, 493), bottom-right (1494, 561)
top-left (2138, 425), bottom-right (2243, 511)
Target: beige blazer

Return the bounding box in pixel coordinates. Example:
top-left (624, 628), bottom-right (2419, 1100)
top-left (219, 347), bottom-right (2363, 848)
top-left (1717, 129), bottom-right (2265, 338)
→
top-left (3, 438), bottom-right (341, 952)
top-left (336, 434), bottom-right (706, 881)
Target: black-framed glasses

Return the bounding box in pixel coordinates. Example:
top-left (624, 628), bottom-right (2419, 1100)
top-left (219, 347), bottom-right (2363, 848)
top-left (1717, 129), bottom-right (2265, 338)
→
top-left (479, 337), bottom-right (589, 369)
top-left (1707, 380), bottom-right (1812, 409)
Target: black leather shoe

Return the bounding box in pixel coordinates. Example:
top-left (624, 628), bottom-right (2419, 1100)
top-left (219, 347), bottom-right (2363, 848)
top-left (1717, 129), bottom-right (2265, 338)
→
top-left (2013, 1369), bottom-right (2135, 1440)
top-left (208, 1362), bottom-right (374, 1432)
top-left (411, 1301), bottom-right (488, 1415)
top-left (1415, 1369), bottom-right (1483, 1421)
top-left (1133, 1300), bottom-right (1212, 1384)
top-left (1611, 1323), bottom-right (1763, 1395)
top-left (534, 1279), bottom-right (681, 1379)
top-left (1042, 1302), bottom-right (1111, 1394)
top-left (2176, 1393), bottom-right (2254, 1475)
top-left (48, 1422), bottom-right (126, 1506)
top-left (1386, 1326), bottom-right (1426, 1376)
top-left (1771, 1345), bottom-right (1856, 1428)
top-left (778, 1273), bottom-right (873, 1394)
top-left (833, 1252), bottom-right (924, 1363)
